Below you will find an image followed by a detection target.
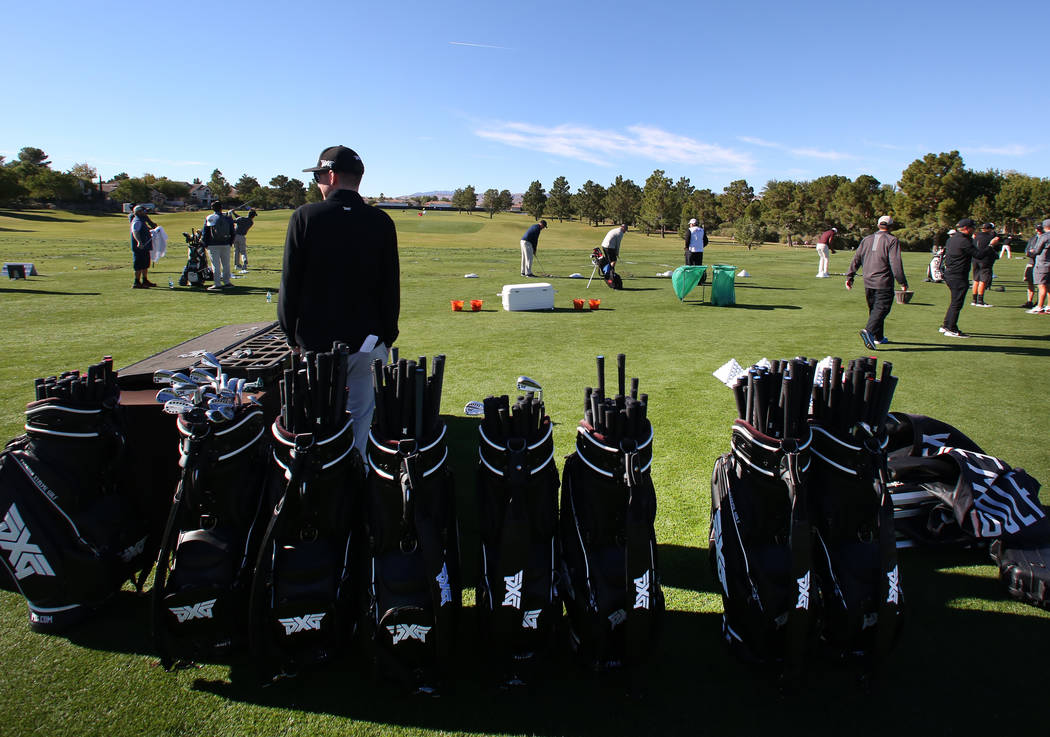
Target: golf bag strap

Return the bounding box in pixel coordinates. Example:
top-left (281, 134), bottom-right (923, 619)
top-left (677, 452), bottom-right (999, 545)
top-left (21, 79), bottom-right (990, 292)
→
top-left (413, 468), bottom-right (454, 659)
top-left (152, 456), bottom-right (196, 671)
top-left (781, 446), bottom-right (812, 680)
top-left (492, 463), bottom-right (531, 638)
top-left (623, 479), bottom-right (657, 664)
top-left (872, 443), bottom-right (902, 664)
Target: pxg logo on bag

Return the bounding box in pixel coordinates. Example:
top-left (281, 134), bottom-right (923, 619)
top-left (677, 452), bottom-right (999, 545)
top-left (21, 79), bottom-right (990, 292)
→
top-left (169, 598), bottom-right (217, 623)
top-left (278, 613), bottom-right (326, 635)
top-left (503, 570), bottom-right (523, 609)
top-left (0, 503), bottom-right (56, 580)
top-left (386, 623), bottom-right (431, 644)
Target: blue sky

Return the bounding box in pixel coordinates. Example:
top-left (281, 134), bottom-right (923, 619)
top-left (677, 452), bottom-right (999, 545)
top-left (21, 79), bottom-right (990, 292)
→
top-left (1, 0), bottom-right (1044, 197)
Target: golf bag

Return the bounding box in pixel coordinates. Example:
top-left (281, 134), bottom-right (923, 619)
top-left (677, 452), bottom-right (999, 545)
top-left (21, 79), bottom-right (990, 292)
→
top-left (710, 422), bottom-right (816, 670)
top-left (590, 247), bottom-right (622, 290)
top-left (178, 229), bottom-right (213, 287)
top-left (0, 362), bottom-right (152, 632)
top-left (805, 357), bottom-right (903, 664)
top-left (709, 358), bottom-right (822, 671)
top-left (250, 348), bottom-right (363, 678)
top-left (475, 393), bottom-right (560, 683)
top-left (886, 412), bottom-right (1050, 609)
top-left (560, 355), bottom-right (662, 670)
top-left (151, 401), bottom-right (269, 667)
top-left (362, 354), bottom-right (461, 693)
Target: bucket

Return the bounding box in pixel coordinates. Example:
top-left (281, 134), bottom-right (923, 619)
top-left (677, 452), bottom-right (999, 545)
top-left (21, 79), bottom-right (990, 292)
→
top-left (451, 299), bottom-right (464, 311)
top-left (573, 298), bottom-right (585, 310)
top-left (894, 290), bottom-right (914, 304)
top-left (589, 298), bottom-right (601, 310)
top-left (470, 299), bottom-right (483, 311)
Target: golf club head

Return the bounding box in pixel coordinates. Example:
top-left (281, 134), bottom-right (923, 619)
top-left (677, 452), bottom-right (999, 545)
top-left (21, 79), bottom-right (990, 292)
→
top-left (152, 369), bottom-right (175, 385)
top-left (200, 352), bottom-right (222, 370)
top-left (243, 378), bottom-right (264, 392)
top-left (155, 389), bottom-right (182, 404)
top-left (244, 395), bottom-right (262, 407)
top-left (170, 372), bottom-right (195, 386)
top-left (208, 396), bottom-right (235, 408)
top-left (206, 406), bottom-right (235, 423)
top-left (464, 400), bottom-right (485, 416)
top-left (190, 368), bottom-right (217, 384)
top-left (163, 398), bottom-right (196, 415)
top-left (172, 382), bottom-right (199, 397)
top-left (516, 376), bottom-right (542, 398)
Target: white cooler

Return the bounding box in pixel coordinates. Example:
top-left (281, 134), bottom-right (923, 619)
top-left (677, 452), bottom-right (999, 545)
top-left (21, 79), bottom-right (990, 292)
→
top-left (499, 282), bottom-right (554, 311)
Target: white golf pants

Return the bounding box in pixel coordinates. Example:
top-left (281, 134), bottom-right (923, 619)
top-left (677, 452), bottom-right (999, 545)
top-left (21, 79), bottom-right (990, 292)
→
top-left (345, 341), bottom-right (389, 465)
top-left (208, 245), bottom-right (232, 286)
top-left (815, 243), bottom-right (830, 277)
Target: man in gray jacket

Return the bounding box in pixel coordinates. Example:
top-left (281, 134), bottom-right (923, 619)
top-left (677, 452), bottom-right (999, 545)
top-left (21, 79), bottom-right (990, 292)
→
top-left (846, 215), bottom-right (908, 349)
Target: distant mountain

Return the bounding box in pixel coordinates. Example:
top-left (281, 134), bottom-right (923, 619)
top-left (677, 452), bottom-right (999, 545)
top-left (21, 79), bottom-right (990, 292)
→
top-left (401, 190), bottom-right (454, 199)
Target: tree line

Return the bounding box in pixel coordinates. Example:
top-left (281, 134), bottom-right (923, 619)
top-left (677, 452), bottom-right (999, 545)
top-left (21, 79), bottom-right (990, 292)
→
top-left (452, 152), bottom-right (1050, 250)
top-left (4, 146), bottom-right (1048, 250)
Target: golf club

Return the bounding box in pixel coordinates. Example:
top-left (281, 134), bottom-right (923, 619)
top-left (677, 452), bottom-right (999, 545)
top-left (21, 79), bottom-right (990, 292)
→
top-left (163, 398), bottom-right (195, 415)
top-left (516, 375), bottom-right (542, 402)
top-left (464, 400), bottom-right (484, 416)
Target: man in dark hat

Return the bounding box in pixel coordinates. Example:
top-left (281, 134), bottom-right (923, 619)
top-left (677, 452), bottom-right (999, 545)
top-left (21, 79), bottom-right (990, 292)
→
top-left (278, 145), bottom-right (400, 458)
top-left (970, 222), bottom-right (1000, 307)
top-left (939, 218), bottom-right (978, 337)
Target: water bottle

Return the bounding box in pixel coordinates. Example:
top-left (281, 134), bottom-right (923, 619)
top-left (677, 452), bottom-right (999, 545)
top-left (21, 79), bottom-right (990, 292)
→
top-left (266, 291), bottom-right (272, 303)
top-left (168, 278), bottom-right (174, 289)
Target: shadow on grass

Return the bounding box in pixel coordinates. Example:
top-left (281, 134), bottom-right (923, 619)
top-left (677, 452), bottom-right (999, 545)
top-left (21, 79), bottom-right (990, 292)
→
top-left (0, 286), bottom-right (101, 296)
top-left (182, 548), bottom-right (1050, 737)
top-left (0, 226), bottom-right (32, 232)
top-left (735, 284), bottom-right (800, 291)
top-left (681, 302), bottom-right (802, 311)
top-left (884, 342), bottom-right (1050, 357)
top-left (0, 210), bottom-right (86, 223)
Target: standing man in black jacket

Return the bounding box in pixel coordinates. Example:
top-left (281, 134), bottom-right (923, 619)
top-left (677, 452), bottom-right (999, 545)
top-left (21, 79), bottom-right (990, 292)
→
top-left (939, 218), bottom-right (977, 338)
top-left (278, 145), bottom-right (400, 458)
top-left (846, 215), bottom-right (908, 349)
top-left (970, 223), bottom-right (1000, 307)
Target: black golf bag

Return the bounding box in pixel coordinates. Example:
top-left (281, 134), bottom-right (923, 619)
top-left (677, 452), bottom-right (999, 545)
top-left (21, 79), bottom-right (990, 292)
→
top-left (808, 424), bottom-right (902, 662)
top-left (250, 348), bottom-right (363, 678)
top-left (475, 393), bottom-right (560, 684)
top-left (805, 356), bottom-right (903, 664)
top-left (710, 421), bottom-right (817, 670)
top-left (0, 362), bottom-right (152, 632)
top-left (886, 412), bottom-right (1050, 609)
top-left (362, 354), bottom-right (461, 693)
top-left (151, 401), bottom-right (269, 667)
top-left (560, 355), bottom-right (662, 670)
top-left (590, 247), bottom-right (623, 290)
top-left (178, 229), bottom-right (213, 287)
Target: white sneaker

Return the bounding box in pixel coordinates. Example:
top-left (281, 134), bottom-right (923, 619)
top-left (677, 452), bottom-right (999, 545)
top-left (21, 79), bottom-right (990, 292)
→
top-left (942, 329), bottom-right (969, 338)
top-left (1043, 307), bottom-right (1050, 314)
top-left (938, 327), bottom-right (947, 333)
top-left (1027, 307), bottom-right (1043, 314)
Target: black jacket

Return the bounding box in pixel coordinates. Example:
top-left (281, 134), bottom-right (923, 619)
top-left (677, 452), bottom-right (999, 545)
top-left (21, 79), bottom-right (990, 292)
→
top-left (972, 231), bottom-right (999, 268)
top-left (942, 232), bottom-right (976, 278)
top-left (278, 189), bottom-right (400, 352)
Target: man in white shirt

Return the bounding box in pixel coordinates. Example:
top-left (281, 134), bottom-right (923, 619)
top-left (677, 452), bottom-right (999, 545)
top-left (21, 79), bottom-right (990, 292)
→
top-left (600, 224), bottom-right (627, 269)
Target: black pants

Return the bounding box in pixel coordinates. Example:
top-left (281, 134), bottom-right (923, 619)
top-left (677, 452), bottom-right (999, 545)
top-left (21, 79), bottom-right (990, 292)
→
top-left (864, 288), bottom-right (894, 340)
top-left (685, 251), bottom-right (704, 266)
top-left (942, 276), bottom-right (969, 331)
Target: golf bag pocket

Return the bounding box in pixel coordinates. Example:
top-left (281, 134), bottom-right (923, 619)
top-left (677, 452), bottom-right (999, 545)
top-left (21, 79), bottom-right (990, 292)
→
top-left (808, 424), bottom-right (902, 662)
top-left (363, 430), bottom-right (461, 693)
top-left (709, 421), bottom-right (816, 669)
top-left (250, 416), bottom-right (362, 677)
top-left (560, 423), bottom-right (663, 670)
top-left (0, 392), bottom-right (147, 632)
top-left (476, 395), bottom-right (561, 681)
top-left (159, 528), bottom-right (239, 658)
top-left (152, 404), bottom-right (269, 666)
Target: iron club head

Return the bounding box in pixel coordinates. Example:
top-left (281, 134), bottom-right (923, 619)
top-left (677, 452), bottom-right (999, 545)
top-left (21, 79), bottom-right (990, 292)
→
top-left (464, 400), bottom-right (485, 416)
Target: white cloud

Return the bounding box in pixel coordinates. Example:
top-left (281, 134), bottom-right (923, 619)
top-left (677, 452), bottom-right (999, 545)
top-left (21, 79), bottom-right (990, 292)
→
top-left (970, 144), bottom-right (1036, 156)
top-left (789, 147), bottom-right (852, 161)
top-left (738, 136), bottom-right (779, 148)
top-left (739, 135), bottom-right (851, 160)
top-left (449, 41), bottom-right (509, 49)
top-left (475, 121), bottom-right (754, 170)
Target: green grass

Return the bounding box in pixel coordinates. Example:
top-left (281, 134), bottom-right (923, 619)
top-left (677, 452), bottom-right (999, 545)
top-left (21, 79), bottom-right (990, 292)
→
top-left (1, 208), bottom-right (1048, 737)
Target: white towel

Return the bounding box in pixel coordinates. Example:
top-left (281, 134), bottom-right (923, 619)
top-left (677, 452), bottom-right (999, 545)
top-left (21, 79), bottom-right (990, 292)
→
top-left (150, 226), bottom-right (168, 262)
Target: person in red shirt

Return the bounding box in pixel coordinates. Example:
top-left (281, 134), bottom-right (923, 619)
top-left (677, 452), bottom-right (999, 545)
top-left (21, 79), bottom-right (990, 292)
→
top-left (816, 227), bottom-right (837, 278)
